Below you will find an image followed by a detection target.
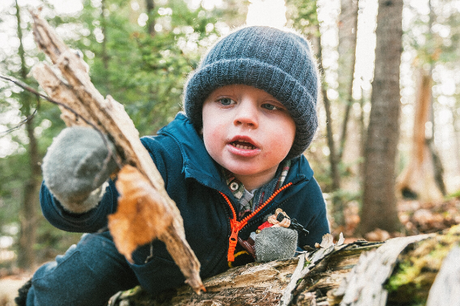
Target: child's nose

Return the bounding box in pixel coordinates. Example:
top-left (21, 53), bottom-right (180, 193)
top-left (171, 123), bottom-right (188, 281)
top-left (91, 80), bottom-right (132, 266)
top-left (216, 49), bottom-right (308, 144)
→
top-left (233, 100), bottom-right (259, 129)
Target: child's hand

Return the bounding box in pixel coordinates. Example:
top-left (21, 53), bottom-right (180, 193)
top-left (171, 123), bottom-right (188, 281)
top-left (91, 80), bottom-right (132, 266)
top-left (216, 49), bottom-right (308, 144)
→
top-left (254, 227), bottom-right (298, 262)
top-left (42, 126), bottom-right (118, 213)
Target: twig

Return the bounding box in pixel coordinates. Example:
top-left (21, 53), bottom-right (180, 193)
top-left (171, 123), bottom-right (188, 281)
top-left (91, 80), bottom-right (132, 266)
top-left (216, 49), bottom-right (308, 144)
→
top-left (0, 74), bottom-right (122, 178)
top-left (0, 75), bottom-right (39, 136)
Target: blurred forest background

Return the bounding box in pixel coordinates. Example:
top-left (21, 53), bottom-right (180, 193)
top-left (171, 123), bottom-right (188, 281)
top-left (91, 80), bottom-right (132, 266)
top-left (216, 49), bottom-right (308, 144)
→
top-left (0, 0), bottom-right (459, 282)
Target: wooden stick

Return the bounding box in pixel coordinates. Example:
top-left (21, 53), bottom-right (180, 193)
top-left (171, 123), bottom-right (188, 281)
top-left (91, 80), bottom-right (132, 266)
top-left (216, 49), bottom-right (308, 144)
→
top-left (30, 10), bottom-right (204, 293)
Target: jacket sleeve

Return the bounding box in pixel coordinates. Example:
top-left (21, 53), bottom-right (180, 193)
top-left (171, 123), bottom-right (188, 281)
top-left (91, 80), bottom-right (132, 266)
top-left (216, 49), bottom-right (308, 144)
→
top-left (302, 177), bottom-right (330, 247)
top-left (284, 176), bottom-right (330, 249)
top-left (40, 179), bottom-right (119, 233)
top-left (39, 133), bottom-right (179, 233)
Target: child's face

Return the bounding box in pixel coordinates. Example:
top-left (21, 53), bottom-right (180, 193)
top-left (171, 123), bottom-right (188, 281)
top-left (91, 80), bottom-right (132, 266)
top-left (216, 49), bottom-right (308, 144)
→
top-left (202, 84), bottom-right (296, 190)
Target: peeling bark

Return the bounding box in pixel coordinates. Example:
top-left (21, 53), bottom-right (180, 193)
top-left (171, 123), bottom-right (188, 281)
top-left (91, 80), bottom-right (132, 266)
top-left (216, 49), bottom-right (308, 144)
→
top-left (30, 11), bottom-right (203, 293)
top-left (109, 236), bottom-right (384, 306)
top-left (110, 226), bottom-right (460, 306)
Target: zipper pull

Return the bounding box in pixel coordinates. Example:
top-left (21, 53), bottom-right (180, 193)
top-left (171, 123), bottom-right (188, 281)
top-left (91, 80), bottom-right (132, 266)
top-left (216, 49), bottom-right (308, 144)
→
top-left (220, 182), bottom-right (294, 264)
top-left (228, 220), bottom-right (241, 262)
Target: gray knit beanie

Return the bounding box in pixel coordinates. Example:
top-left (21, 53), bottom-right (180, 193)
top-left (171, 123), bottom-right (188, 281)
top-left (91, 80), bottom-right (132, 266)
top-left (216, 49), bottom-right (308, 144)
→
top-left (184, 26), bottom-right (319, 159)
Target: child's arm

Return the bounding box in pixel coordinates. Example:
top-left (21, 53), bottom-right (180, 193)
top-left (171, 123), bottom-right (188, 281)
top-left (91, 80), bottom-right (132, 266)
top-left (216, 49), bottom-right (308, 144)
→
top-left (42, 126), bottom-right (118, 212)
top-left (40, 126), bottom-right (119, 231)
top-left (39, 179), bottom-right (118, 232)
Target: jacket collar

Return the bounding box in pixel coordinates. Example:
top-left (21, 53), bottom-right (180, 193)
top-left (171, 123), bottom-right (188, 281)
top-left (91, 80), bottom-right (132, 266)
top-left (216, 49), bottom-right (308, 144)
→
top-left (157, 113), bottom-right (227, 192)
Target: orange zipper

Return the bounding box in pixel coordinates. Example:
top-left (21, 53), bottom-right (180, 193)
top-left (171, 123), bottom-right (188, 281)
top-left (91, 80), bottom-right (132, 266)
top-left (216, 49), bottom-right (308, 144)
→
top-left (219, 182), bottom-right (293, 262)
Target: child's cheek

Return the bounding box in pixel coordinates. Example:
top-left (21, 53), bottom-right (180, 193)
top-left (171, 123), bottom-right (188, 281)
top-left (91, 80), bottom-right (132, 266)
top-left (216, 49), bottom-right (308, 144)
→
top-left (202, 127), bottom-right (221, 158)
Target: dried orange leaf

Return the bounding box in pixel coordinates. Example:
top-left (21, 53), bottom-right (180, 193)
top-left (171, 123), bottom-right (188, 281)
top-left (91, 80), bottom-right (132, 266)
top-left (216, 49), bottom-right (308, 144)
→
top-left (108, 165), bottom-right (173, 263)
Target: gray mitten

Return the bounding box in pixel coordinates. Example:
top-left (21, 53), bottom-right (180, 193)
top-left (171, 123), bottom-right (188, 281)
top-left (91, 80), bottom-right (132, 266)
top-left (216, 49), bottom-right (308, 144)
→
top-left (254, 227), bottom-right (298, 262)
top-left (42, 126), bottom-right (118, 213)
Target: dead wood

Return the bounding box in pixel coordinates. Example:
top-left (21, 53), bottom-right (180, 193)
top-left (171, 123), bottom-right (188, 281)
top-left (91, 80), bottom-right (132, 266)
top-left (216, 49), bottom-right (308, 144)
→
top-left (108, 235), bottom-right (383, 306)
top-left (333, 234), bottom-right (431, 306)
top-left (426, 246), bottom-right (460, 306)
top-left (109, 225), bottom-right (460, 306)
top-left (384, 225), bottom-right (460, 305)
top-left (30, 11), bottom-right (203, 293)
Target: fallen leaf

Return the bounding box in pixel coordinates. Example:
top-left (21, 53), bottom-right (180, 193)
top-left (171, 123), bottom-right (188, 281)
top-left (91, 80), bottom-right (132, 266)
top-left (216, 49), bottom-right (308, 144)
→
top-left (317, 233), bottom-right (334, 248)
top-left (364, 228), bottom-right (391, 242)
top-left (108, 165), bottom-right (173, 263)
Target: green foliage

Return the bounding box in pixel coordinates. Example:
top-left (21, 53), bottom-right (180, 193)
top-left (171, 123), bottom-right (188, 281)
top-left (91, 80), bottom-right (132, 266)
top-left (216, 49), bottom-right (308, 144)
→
top-left (0, 154), bottom-right (26, 225)
top-left (404, 0), bottom-right (460, 66)
top-left (64, 0), bottom-right (227, 135)
top-left (285, 0), bottom-right (318, 32)
top-left (447, 189), bottom-right (460, 199)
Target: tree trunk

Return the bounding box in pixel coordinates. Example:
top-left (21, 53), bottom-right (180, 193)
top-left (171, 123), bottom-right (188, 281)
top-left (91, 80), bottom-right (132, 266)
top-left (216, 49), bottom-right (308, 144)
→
top-left (337, 0), bottom-right (359, 161)
top-left (453, 105), bottom-right (460, 176)
top-left (101, 0), bottom-right (109, 70)
top-left (359, 90), bottom-right (366, 182)
top-left (292, 0), bottom-right (340, 195)
top-left (146, 0), bottom-right (155, 37)
top-left (15, 0), bottom-right (40, 270)
top-left (109, 225), bottom-right (460, 306)
top-left (329, 0), bottom-right (360, 230)
top-left (314, 3), bottom-right (343, 226)
top-left (360, 0), bottom-right (403, 234)
top-left (396, 69), bottom-right (444, 202)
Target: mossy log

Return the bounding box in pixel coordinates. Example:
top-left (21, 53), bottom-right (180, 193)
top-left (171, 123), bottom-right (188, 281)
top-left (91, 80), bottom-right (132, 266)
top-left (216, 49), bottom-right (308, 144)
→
top-left (109, 225), bottom-right (460, 306)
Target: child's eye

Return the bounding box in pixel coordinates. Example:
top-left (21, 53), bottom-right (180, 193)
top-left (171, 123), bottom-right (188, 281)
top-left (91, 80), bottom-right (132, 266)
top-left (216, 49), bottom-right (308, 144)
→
top-left (262, 103), bottom-right (279, 111)
top-left (218, 98), bottom-right (235, 106)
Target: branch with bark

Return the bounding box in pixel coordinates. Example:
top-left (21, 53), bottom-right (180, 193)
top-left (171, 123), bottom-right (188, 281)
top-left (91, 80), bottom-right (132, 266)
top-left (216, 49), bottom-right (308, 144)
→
top-left (30, 10), bottom-right (204, 293)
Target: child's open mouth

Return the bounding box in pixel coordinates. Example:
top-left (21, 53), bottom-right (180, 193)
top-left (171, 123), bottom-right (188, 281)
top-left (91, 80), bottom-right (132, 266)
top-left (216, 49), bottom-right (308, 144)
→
top-left (231, 140), bottom-right (256, 150)
top-left (227, 136), bottom-right (260, 157)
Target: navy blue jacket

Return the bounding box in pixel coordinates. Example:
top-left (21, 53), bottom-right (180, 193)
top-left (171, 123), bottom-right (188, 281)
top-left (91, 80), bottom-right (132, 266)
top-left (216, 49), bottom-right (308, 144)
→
top-left (39, 113), bottom-right (330, 294)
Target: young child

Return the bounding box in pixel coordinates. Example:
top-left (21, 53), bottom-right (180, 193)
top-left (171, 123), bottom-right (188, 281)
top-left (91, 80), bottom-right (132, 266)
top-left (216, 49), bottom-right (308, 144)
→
top-left (20, 25), bottom-right (329, 305)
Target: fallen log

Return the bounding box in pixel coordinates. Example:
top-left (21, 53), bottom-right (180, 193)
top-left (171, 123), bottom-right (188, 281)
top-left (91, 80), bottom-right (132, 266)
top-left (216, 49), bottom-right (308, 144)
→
top-left (109, 225), bottom-right (460, 306)
top-left (30, 10), bottom-right (203, 293)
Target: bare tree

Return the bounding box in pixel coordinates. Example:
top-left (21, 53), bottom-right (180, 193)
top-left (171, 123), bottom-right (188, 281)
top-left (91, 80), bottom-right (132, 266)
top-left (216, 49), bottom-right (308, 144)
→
top-left (15, 0), bottom-right (40, 270)
top-left (453, 107), bottom-right (460, 176)
top-left (337, 0), bottom-right (359, 161)
top-left (360, 0), bottom-right (403, 234)
top-left (329, 0), bottom-right (360, 228)
top-left (316, 30), bottom-right (342, 224)
top-left (101, 0), bottom-right (109, 70)
top-left (396, 69), bottom-right (445, 202)
top-left (146, 0), bottom-right (155, 37)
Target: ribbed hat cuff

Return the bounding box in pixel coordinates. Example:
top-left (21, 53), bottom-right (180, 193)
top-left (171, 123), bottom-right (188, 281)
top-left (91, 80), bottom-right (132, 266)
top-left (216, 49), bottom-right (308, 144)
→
top-left (184, 58), bottom-right (318, 158)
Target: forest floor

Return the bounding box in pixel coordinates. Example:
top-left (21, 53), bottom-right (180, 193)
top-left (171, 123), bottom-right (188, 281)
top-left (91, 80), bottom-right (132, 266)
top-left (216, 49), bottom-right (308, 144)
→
top-left (0, 272), bottom-right (32, 306)
top-left (0, 197), bottom-right (459, 306)
top-left (332, 196), bottom-right (460, 241)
